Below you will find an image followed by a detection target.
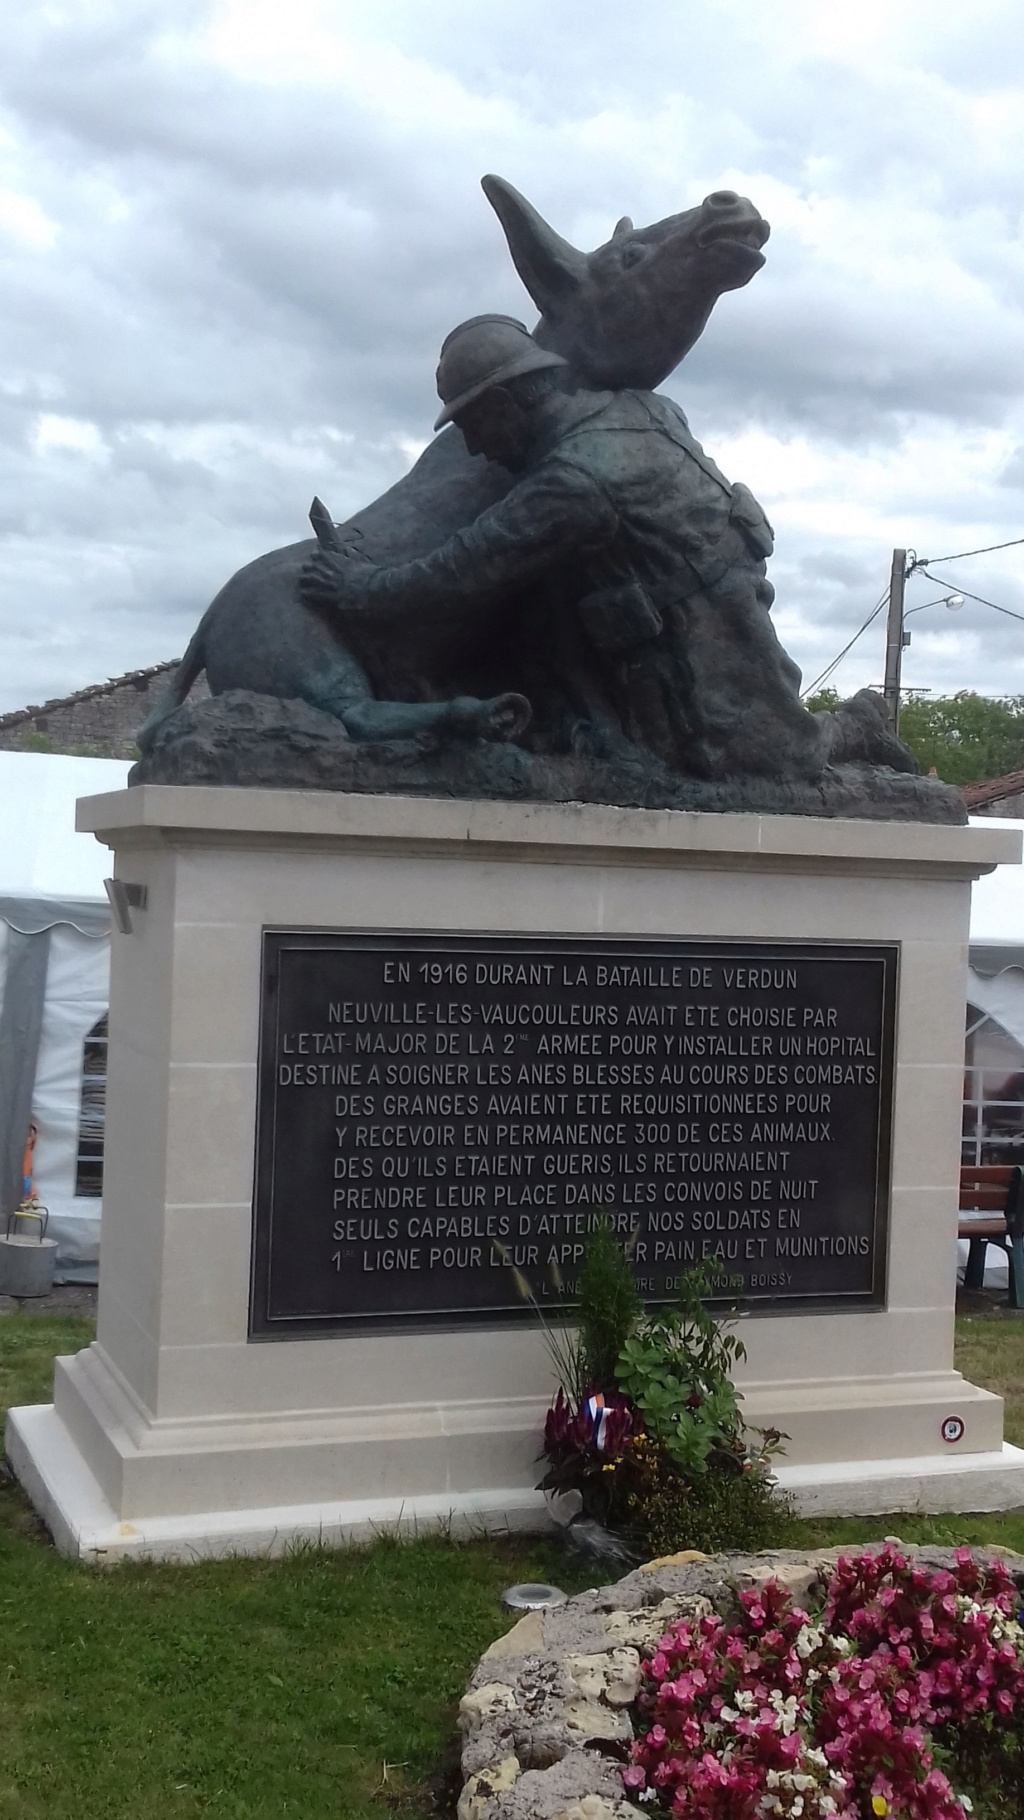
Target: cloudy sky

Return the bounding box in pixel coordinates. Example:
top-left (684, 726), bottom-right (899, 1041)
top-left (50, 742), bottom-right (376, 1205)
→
top-left (3, 0), bottom-right (1024, 715)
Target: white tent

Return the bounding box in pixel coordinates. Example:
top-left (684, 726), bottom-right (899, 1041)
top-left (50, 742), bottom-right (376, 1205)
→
top-left (959, 817), bottom-right (1024, 1288)
top-left (967, 817), bottom-right (1024, 1025)
top-left (966, 817), bottom-right (1024, 1051)
top-left (0, 751), bottom-right (131, 1278)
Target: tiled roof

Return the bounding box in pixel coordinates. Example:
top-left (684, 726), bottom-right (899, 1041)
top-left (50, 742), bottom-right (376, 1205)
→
top-left (961, 769), bottom-right (1024, 808)
top-left (0, 660), bottom-right (179, 730)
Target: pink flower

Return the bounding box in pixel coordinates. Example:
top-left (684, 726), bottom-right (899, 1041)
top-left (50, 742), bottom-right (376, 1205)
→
top-left (624, 1546), bottom-right (1024, 1819)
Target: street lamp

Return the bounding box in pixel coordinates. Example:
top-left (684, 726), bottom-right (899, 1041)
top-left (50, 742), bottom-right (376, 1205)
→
top-left (903, 593), bottom-right (965, 628)
top-left (882, 546), bottom-right (964, 730)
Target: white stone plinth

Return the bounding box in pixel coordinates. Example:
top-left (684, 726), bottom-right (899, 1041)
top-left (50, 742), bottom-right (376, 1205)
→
top-left (6, 787), bottom-right (1022, 1559)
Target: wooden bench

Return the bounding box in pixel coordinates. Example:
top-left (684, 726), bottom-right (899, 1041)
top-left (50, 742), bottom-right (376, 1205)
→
top-left (959, 1164), bottom-right (1024, 1308)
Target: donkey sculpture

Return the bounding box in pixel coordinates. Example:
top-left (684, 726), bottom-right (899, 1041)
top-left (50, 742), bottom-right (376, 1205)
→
top-left (138, 177), bottom-right (771, 748)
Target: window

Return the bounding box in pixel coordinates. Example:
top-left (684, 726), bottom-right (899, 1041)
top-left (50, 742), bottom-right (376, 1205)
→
top-left (75, 1013), bottom-right (108, 1198)
top-left (963, 1004), bottom-right (1024, 1166)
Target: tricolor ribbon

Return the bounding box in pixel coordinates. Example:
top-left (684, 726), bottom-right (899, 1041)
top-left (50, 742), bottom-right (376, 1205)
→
top-left (585, 1393), bottom-right (612, 1452)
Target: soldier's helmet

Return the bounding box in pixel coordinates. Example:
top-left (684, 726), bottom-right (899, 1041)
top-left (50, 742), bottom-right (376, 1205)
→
top-left (434, 315), bottom-right (568, 430)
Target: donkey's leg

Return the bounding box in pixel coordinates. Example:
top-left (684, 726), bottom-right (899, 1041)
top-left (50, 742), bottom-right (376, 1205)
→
top-left (343, 691), bottom-right (531, 743)
top-left (302, 646), bottom-right (531, 744)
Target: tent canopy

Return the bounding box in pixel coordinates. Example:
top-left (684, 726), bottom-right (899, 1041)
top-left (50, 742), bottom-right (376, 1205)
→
top-left (967, 818), bottom-right (1024, 1049)
top-left (0, 750), bottom-right (131, 899)
top-left (0, 752), bottom-right (131, 1276)
top-left (967, 815), bottom-right (1024, 945)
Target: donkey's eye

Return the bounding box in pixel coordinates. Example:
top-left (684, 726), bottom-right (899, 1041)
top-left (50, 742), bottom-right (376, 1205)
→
top-left (620, 244), bottom-right (646, 270)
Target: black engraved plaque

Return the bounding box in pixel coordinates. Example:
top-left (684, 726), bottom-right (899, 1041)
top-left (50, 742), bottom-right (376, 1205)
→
top-left (249, 934), bottom-right (897, 1336)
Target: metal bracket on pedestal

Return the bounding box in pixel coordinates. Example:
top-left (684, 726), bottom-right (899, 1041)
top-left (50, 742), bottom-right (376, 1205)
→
top-left (103, 878), bottom-right (148, 935)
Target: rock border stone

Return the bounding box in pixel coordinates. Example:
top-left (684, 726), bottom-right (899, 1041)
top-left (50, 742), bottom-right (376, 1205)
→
top-left (457, 1544), bottom-right (1024, 1820)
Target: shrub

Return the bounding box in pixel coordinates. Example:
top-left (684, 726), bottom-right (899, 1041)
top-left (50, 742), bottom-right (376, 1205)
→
top-left (577, 1218), bottom-right (640, 1394)
top-left (621, 1432), bottom-right (793, 1557)
top-left (538, 1251), bottom-right (791, 1558)
top-left (615, 1262), bottom-right (748, 1477)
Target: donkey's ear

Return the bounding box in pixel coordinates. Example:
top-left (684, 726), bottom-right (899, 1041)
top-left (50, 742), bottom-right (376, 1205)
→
top-left (612, 216), bottom-right (634, 238)
top-left (481, 174), bottom-right (586, 317)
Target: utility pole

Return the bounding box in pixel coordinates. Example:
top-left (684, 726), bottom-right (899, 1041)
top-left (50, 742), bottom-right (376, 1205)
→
top-left (882, 547), bottom-right (908, 729)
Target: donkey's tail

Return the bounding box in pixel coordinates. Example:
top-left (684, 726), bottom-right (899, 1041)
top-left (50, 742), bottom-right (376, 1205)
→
top-left (136, 619), bottom-right (207, 753)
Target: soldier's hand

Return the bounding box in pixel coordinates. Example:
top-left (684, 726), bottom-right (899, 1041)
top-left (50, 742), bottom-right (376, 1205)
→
top-left (297, 546), bottom-right (375, 612)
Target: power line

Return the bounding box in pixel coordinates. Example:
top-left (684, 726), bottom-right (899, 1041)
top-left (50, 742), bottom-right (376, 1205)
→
top-left (910, 534), bottom-right (1024, 569)
top-left (800, 591), bottom-right (889, 699)
top-left (800, 549), bottom-right (1024, 703)
top-left (802, 567), bottom-right (1024, 704)
top-left (914, 568), bottom-right (1024, 626)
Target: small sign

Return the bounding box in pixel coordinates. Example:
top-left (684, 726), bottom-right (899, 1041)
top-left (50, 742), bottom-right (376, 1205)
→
top-left (941, 1415), bottom-right (966, 1445)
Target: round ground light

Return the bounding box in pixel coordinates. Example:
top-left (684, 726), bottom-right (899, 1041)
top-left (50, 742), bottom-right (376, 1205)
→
top-left (500, 1582), bottom-right (567, 1612)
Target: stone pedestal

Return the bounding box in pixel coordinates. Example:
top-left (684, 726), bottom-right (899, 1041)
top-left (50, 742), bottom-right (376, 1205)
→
top-left (7, 787), bottom-right (1024, 1560)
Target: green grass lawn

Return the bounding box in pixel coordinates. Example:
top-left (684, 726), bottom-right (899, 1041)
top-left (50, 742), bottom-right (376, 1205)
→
top-left (0, 1309), bottom-right (1021, 1820)
top-left (953, 1309), bottom-right (1024, 1447)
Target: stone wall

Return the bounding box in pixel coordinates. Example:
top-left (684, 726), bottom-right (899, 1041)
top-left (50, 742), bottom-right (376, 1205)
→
top-left (0, 663), bottom-right (209, 760)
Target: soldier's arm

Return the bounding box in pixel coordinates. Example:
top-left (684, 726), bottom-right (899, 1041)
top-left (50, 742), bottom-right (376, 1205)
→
top-left (299, 462), bottom-right (617, 625)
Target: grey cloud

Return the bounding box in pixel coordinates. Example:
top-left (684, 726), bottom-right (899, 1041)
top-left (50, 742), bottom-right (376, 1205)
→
top-left (2, 1), bottom-right (1024, 711)
top-left (999, 447), bottom-right (1024, 488)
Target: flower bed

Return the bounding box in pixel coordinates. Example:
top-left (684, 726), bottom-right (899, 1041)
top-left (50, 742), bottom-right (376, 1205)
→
top-left (626, 1544), bottom-right (1024, 1817)
top-left (457, 1545), bottom-right (1024, 1820)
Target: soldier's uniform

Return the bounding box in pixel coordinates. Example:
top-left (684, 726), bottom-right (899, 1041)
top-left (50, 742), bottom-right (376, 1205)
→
top-left (338, 385), bottom-right (827, 781)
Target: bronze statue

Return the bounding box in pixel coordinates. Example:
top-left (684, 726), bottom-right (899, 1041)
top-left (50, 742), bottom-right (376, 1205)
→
top-left (298, 315), bottom-right (908, 783)
top-left (134, 175), bottom-right (961, 823)
top-left (137, 179), bottom-right (772, 755)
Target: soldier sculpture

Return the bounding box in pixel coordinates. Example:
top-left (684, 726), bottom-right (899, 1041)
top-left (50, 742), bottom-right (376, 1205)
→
top-left (135, 176), bottom-right (960, 823)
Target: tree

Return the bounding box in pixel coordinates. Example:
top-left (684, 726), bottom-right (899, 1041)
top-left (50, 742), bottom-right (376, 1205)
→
top-left (807, 689), bottom-right (1024, 785)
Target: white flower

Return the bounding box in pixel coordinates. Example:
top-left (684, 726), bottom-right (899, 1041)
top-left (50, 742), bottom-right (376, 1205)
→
top-left (795, 1625), bottom-right (824, 1659)
top-left (989, 1614), bottom-right (1024, 1648)
top-left (767, 1691), bottom-right (800, 1734)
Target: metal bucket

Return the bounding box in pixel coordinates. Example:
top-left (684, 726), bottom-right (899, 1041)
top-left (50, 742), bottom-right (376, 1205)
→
top-left (0, 1203), bottom-right (57, 1298)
